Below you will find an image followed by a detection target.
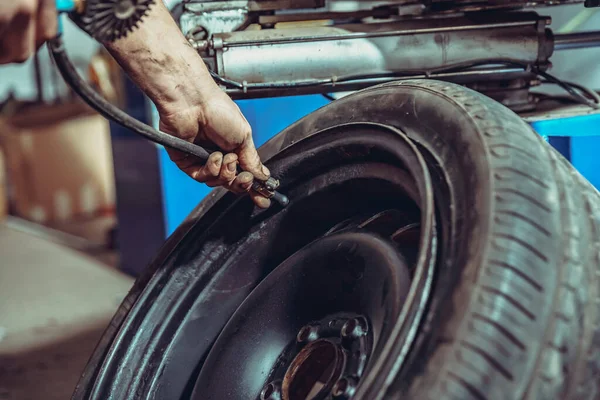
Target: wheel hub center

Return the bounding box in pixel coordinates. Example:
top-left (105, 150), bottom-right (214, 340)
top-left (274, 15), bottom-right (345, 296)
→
top-left (193, 227), bottom-right (413, 400)
top-left (282, 339), bottom-right (344, 400)
top-left (262, 316), bottom-right (369, 400)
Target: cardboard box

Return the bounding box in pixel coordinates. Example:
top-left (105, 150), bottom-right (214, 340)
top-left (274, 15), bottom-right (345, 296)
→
top-left (0, 102), bottom-right (115, 223)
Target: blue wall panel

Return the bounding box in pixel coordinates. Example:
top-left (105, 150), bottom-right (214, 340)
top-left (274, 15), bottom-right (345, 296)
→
top-left (571, 136), bottom-right (600, 190)
top-left (532, 112), bottom-right (600, 194)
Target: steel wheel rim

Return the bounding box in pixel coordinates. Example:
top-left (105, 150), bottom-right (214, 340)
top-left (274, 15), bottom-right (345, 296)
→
top-left (84, 122), bottom-right (441, 400)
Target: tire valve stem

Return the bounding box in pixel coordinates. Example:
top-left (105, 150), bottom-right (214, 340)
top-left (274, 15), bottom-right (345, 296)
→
top-left (252, 177), bottom-right (290, 208)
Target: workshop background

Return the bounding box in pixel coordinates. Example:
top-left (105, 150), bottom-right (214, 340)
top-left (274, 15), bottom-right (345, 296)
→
top-left (0, 3), bottom-right (599, 400)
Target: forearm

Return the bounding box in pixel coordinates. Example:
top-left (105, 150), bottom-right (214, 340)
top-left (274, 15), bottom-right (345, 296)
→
top-left (103, 1), bottom-right (218, 113)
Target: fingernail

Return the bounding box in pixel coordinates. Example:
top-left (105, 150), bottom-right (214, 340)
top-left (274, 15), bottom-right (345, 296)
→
top-left (228, 163), bottom-right (236, 172)
top-left (262, 165), bottom-right (270, 177)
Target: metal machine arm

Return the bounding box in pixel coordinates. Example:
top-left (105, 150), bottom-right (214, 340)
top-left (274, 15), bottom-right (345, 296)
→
top-left (181, 0), bottom-right (600, 110)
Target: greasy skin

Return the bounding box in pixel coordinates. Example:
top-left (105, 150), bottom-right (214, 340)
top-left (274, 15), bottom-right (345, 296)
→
top-left (0, 0), bottom-right (271, 208)
top-left (104, 1), bottom-right (271, 208)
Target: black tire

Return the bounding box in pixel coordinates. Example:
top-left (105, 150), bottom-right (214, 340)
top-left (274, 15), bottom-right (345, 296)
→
top-left (73, 80), bottom-right (600, 400)
top-left (378, 81), bottom-right (600, 400)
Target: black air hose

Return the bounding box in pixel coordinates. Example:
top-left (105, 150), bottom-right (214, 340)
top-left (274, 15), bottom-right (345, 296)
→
top-left (48, 35), bottom-right (211, 161)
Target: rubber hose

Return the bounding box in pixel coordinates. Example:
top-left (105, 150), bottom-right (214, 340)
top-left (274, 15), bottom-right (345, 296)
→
top-left (47, 35), bottom-right (211, 161)
top-left (48, 35), bottom-right (290, 207)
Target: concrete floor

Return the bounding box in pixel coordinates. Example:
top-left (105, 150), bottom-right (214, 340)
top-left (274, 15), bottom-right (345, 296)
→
top-left (0, 224), bottom-right (133, 400)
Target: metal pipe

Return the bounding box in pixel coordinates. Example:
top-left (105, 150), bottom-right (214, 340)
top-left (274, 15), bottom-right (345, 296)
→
top-left (554, 31), bottom-right (600, 50)
top-left (224, 67), bottom-right (527, 99)
top-left (210, 19), bottom-right (547, 86)
top-left (216, 21), bottom-right (535, 48)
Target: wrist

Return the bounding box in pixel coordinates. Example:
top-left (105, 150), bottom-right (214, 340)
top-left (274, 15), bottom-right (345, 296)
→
top-left (103, 0), bottom-right (223, 116)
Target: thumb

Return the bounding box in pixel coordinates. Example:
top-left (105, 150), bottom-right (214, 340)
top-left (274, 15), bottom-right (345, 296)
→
top-left (238, 137), bottom-right (269, 181)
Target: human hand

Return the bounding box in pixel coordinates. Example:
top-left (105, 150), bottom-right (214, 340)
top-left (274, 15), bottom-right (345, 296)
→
top-left (0, 0), bottom-right (57, 64)
top-left (159, 89), bottom-right (272, 209)
top-left (98, 0), bottom-right (271, 207)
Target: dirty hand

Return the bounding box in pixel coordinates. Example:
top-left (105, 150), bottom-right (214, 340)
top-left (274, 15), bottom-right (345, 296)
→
top-left (159, 89), bottom-right (272, 209)
top-left (0, 0), bottom-right (57, 64)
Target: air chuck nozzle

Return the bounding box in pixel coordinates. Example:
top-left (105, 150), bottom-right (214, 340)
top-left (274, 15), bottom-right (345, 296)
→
top-left (271, 191), bottom-right (290, 208)
top-left (251, 177), bottom-right (289, 208)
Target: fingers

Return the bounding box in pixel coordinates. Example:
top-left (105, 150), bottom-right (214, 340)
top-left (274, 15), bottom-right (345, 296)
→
top-left (169, 150), bottom-right (272, 209)
top-left (36, 0), bottom-right (57, 48)
top-left (192, 152), bottom-right (224, 185)
top-left (15, 12), bottom-right (36, 63)
top-left (1, 16), bottom-right (35, 64)
top-left (229, 172), bottom-right (271, 208)
top-left (231, 171), bottom-right (254, 194)
top-left (237, 136), bottom-right (270, 181)
top-left (250, 191), bottom-right (272, 209)
top-left (0, 0), bottom-right (38, 64)
top-left (219, 153), bottom-right (238, 183)
top-left (180, 152), bottom-right (238, 188)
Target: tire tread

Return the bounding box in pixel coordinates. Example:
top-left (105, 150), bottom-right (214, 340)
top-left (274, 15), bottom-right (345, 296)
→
top-left (396, 80), bottom-right (599, 400)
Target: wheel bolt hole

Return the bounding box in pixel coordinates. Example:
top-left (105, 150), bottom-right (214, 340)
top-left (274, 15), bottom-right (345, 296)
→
top-left (332, 377), bottom-right (357, 399)
top-left (261, 381), bottom-right (282, 400)
top-left (264, 384), bottom-right (274, 398)
top-left (332, 378), bottom-right (348, 396)
top-left (297, 325), bottom-right (319, 343)
top-left (341, 318), bottom-right (368, 340)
